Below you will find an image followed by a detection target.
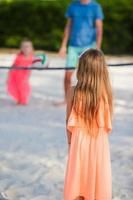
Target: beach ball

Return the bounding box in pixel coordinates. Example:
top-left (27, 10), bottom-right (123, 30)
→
top-left (32, 53), bottom-right (49, 68)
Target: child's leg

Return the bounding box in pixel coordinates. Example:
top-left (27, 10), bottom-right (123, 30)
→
top-left (65, 46), bottom-right (79, 99)
top-left (64, 70), bottom-right (73, 100)
top-left (18, 77), bottom-right (31, 105)
top-left (7, 71), bottom-right (30, 105)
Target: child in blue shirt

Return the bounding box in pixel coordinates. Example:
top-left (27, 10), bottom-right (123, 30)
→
top-left (59, 0), bottom-right (104, 104)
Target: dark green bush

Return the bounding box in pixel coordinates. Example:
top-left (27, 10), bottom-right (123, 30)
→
top-left (0, 0), bottom-right (132, 54)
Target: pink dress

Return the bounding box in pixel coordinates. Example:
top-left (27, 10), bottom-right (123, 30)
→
top-left (64, 98), bottom-right (112, 200)
top-left (7, 52), bottom-right (33, 104)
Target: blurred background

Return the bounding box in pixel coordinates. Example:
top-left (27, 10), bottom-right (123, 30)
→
top-left (0, 0), bottom-right (132, 54)
top-left (0, 1), bottom-right (133, 200)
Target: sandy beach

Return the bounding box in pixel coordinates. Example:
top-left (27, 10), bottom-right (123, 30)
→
top-left (0, 53), bottom-right (133, 200)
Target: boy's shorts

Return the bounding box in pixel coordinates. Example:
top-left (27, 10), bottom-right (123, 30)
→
top-left (66, 42), bottom-right (96, 69)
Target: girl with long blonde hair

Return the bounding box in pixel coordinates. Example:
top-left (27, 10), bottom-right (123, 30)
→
top-left (64, 49), bottom-right (113, 200)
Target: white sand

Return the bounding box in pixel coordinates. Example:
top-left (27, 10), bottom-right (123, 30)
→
top-left (0, 53), bottom-right (133, 200)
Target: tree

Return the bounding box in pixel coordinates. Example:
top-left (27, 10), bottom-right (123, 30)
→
top-left (0, 0), bottom-right (132, 54)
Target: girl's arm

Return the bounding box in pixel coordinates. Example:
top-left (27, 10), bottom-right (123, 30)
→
top-left (59, 18), bottom-right (72, 58)
top-left (66, 87), bottom-right (74, 146)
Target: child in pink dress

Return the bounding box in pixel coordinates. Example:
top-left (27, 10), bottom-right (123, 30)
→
top-left (64, 49), bottom-right (113, 200)
top-left (7, 39), bottom-right (34, 105)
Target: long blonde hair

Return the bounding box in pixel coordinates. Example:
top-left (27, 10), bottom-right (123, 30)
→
top-left (73, 49), bottom-right (113, 136)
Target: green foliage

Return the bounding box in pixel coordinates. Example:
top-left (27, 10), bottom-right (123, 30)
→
top-left (98, 0), bottom-right (133, 54)
top-left (0, 0), bottom-right (132, 54)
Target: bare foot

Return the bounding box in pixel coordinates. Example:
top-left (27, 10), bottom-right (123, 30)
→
top-left (16, 101), bottom-right (27, 106)
top-left (52, 100), bottom-right (66, 106)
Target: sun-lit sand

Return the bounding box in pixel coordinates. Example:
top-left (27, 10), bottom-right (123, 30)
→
top-left (0, 53), bottom-right (133, 200)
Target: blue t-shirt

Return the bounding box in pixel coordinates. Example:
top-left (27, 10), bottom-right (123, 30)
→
top-left (65, 1), bottom-right (104, 47)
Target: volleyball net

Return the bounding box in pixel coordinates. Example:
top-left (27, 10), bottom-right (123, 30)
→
top-left (0, 62), bottom-right (133, 71)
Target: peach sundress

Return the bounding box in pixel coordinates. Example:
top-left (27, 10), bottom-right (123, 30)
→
top-left (64, 97), bottom-right (112, 200)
